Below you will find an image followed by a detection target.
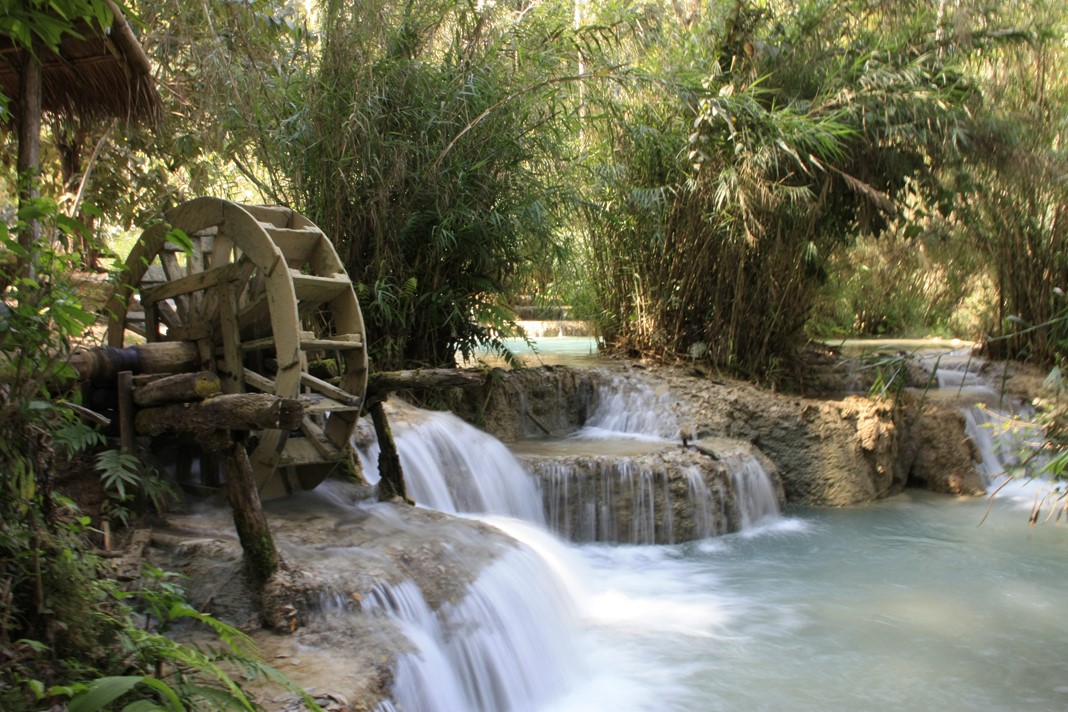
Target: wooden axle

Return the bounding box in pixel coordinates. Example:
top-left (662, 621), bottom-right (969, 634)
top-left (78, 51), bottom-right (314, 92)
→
top-left (70, 341), bottom-right (200, 382)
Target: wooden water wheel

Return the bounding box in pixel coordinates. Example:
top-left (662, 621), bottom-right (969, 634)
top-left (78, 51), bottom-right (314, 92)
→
top-left (105, 198), bottom-right (367, 498)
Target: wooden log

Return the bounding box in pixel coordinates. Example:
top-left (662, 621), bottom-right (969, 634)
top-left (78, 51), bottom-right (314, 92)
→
top-left (133, 371), bottom-right (221, 407)
top-left (69, 342), bottom-right (200, 382)
top-left (367, 368), bottom-right (487, 397)
top-left (208, 432), bottom-right (279, 589)
top-left (135, 393), bottom-right (303, 435)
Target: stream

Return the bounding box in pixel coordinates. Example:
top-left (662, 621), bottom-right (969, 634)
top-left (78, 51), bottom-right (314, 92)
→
top-left (349, 345), bottom-right (1068, 712)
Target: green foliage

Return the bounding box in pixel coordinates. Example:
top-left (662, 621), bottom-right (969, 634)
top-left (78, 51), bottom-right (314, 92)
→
top-left (273, 0), bottom-right (589, 369)
top-left (28, 563), bottom-right (320, 712)
top-left (581, 0), bottom-right (975, 380)
top-left (94, 450), bottom-right (174, 526)
top-left (0, 0), bottom-right (115, 55)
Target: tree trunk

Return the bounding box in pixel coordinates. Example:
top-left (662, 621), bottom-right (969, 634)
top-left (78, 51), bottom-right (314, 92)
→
top-left (367, 367), bottom-right (487, 397)
top-left (69, 342), bottom-right (201, 382)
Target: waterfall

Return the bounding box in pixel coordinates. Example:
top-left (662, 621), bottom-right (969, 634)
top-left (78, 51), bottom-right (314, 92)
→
top-left (534, 458), bottom-right (703, 544)
top-left (529, 452), bottom-right (780, 544)
top-left (362, 405), bottom-right (545, 523)
top-left (585, 372), bottom-right (682, 438)
top-left (963, 404), bottom-right (1047, 485)
top-left (362, 542), bottom-right (580, 712)
top-left (357, 386), bottom-right (782, 710)
top-left (724, 454), bottom-right (782, 529)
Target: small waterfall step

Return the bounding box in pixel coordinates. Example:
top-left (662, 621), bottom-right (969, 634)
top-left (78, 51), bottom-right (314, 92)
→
top-left (516, 437), bottom-right (784, 544)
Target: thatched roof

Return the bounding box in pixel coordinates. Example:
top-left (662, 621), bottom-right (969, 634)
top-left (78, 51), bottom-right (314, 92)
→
top-left (0, 1), bottom-right (161, 123)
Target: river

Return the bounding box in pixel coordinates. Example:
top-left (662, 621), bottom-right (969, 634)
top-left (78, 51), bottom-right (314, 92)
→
top-left (360, 390), bottom-right (1068, 712)
top-left (522, 488), bottom-right (1068, 711)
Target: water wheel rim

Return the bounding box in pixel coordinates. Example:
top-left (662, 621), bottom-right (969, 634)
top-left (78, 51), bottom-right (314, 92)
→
top-left (105, 197), bottom-right (368, 496)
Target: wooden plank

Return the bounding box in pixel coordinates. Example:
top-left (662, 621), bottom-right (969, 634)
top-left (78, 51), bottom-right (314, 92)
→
top-left (218, 281), bottom-right (244, 394)
top-left (242, 332), bottom-right (363, 353)
top-left (300, 372), bottom-right (360, 405)
top-left (106, 223), bottom-right (169, 347)
top-left (299, 417), bottom-right (341, 459)
top-left (222, 203), bottom-right (287, 271)
top-left (188, 233), bottom-right (205, 319)
top-left (141, 260), bottom-right (245, 304)
top-left (278, 437), bottom-right (341, 468)
top-left (242, 368), bottom-right (275, 393)
top-left (168, 321), bottom-right (212, 342)
top-left (287, 215), bottom-right (345, 274)
top-left (166, 196), bottom-right (226, 235)
top-left (241, 204), bottom-right (292, 228)
top-left (144, 302), bottom-right (159, 342)
top-left (154, 299), bottom-right (181, 333)
top-left (143, 264), bottom-right (167, 284)
top-left (302, 333), bottom-right (364, 351)
top-left (299, 392), bottom-right (361, 414)
top-left (263, 226), bottom-right (321, 266)
top-left (237, 291), bottom-right (271, 336)
top-left (158, 251), bottom-right (189, 322)
top-left (290, 270), bottom-right (350, 304)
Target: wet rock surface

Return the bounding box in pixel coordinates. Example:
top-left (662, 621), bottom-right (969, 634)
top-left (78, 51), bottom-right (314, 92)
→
top-left (152, 486), bottom-right (518, 711)
top-left (454, 362), bottom-right (986, 507)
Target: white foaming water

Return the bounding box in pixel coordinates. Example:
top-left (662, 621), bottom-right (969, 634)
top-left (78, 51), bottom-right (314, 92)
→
top-left (963, 404), bottom-right (1045, 480)
top-left (361, 406), bottom-right (545, 523)
top-left (586, 372), bottom-right (682, 438)
top-left (723, 454), bottom-right (781, 529)
top-left (364, 542), bottom-right (582, 712)
top-left (534, 458), bottom-right (679, 543)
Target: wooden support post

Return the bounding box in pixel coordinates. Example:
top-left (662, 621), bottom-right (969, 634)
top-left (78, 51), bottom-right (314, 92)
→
top-left (16, 48), bottom-right (42, 280)
top-left (117, 371), bottom-right (136, 455)
top-left (215, 433), bottom-right (279, 588)
top-left (369, 400), bottom-right (409, 503)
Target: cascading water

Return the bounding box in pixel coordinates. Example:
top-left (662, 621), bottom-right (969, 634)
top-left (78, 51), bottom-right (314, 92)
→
top-left (354, 358), bottom-right (1068, 712)
top-left (723, 453), bottom-right (781, 529)
top-left (533, 458), bottom-right (678, 544)
top-left (362, 546), bottom-right (581, 712)
top-left (355, 376), bottom-right (784, 710)
top-left (584, 372), bottom-right (684, 438)
top-left (361, 403), bottom-right (545, 523)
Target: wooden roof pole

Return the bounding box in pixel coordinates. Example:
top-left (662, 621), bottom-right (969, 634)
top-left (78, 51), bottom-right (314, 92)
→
top-left (16, 47), bottom-right (42, 280)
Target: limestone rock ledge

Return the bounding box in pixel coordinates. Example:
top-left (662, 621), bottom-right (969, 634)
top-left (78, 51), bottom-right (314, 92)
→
top-left (448, 365), bottom-right (986, 507)
top-left (152, 494), bottom-right (516, 711)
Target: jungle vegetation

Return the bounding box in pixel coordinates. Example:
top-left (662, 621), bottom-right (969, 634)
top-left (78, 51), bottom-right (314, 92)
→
top-left (2, 0), bottom-right (1067, 708)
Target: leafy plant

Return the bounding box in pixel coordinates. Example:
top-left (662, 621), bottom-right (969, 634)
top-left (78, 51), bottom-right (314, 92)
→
top-left (94, 449), bottom-right (174, 527)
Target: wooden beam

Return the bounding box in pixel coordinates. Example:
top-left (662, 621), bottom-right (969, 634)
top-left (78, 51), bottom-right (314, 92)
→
top-left (140, 259), bottom-right (249, 305)
top-left (133, 371), bottom-right (221, 407)
top-left (69, 342), bottom-right (201, 381)
top-left (367, 368), bottom-right (487, 396)
top-left (134, 393), bottom-right (303, 435)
